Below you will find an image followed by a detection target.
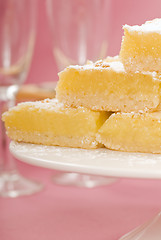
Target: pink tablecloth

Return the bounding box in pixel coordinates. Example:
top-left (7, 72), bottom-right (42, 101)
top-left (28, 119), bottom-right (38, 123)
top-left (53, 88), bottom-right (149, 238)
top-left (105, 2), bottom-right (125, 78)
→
top-left (1, 159), bottom-right (161, 240)
top-left (1, 1), bottom-right (161, 239)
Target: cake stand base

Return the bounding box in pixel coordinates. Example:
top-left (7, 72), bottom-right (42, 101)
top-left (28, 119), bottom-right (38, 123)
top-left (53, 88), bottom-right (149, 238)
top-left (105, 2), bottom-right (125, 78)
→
top-left (52, 172), bottom-right (118, 188)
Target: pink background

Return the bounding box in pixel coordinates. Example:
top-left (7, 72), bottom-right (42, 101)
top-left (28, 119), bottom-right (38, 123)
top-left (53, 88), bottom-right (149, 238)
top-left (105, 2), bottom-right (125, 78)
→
top-left (1, 1), bottom-right (161, 240)
top-left (27, 0), bottom-right (161, 84)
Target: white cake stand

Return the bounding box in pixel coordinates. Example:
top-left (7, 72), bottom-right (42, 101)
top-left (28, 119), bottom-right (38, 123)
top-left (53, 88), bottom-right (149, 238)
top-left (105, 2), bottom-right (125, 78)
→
top-left (10, 141), bottom-right (161, 240)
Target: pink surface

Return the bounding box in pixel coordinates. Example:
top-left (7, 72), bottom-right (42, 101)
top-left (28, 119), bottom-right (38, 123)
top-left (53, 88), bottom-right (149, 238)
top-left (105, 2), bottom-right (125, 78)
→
top-left (1, 161), bottom-right (161, 240)
top-left (1, 1), bottom-right (161, 240)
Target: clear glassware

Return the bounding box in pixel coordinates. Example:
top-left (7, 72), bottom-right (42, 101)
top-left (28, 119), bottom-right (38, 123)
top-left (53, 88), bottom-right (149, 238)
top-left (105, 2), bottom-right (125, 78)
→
top-left (47, 0), bottom-right (111, 70)
top-left (119, 212), bottom-right (161, 240)
top-left (0, 0), bottom-right (43, 197)
top-left (46, 0), bottom-right (117, 188)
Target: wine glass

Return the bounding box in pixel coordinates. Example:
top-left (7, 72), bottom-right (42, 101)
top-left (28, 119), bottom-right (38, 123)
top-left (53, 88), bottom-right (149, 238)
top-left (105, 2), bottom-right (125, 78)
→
top-left (46, 0), bottom-right (117, 188)
top-left (119, 212), bottom-right (161, 239)
top-left (0, 0), bottom-right (43, 197)
top-left (47, 0), bottom-right (111, 70)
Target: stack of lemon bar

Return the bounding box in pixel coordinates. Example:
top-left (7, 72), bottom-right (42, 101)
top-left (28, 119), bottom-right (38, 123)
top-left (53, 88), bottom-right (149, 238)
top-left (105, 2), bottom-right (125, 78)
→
top-left (3, 18), bottom-right (161, 153)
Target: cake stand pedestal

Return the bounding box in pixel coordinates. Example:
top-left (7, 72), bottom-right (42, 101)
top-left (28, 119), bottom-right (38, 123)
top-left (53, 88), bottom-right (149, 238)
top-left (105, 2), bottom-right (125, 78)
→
top-left (52, 171), bottom-right (117, 188)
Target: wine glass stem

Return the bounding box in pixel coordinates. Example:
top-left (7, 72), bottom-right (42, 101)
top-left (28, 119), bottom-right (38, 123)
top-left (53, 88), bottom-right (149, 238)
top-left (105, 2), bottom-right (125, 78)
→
top-left (0, 90), bottom-right (17, 174)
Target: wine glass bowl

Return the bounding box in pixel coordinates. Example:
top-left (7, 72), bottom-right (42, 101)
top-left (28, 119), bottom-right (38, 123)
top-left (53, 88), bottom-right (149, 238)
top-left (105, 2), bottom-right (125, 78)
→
top-left (0, 0), bottom-right (35, 89)
top-left (47, 0), bottom-right (111, 71)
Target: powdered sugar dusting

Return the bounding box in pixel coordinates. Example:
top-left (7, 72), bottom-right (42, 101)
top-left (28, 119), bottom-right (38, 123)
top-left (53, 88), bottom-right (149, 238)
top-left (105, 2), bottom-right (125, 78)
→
top-left (15, 98), bottom-right (65, 112)
top-left (2, 98), bottom-right (96, 119)
top-left (64, 59), bottom-right (158, 77)
top-left (66, 60), bottom-right (125, 73)
top-left (109, 61), bottom-right (125, 72)
top-left (124, 18), bottom-right (161, 34)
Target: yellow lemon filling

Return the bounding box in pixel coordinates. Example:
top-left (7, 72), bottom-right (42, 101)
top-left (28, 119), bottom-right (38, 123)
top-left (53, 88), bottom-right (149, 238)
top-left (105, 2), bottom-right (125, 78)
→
top-left (120, 18), bottom-right (161, 72)
top-left (97, 111), bottom-right (161, 153)
top-left (57, 57), bottom-right (161, 113)
top-left (2, 98), bottom-right (111, 149)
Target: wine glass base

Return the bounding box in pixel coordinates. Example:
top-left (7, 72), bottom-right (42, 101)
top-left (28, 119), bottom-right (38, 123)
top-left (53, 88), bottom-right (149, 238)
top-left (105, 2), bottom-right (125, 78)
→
top-left (0, 172), bottom-right (43, 198)
top-left (119, 212), bottom-right (161, 240)
top-left (52, 172), bottom-right (118, 188)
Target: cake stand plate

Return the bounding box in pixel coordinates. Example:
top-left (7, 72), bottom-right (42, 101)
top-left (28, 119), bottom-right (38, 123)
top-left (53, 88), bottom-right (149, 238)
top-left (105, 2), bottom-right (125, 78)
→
top-left (10, 141), bottom-right (161, 180)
